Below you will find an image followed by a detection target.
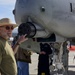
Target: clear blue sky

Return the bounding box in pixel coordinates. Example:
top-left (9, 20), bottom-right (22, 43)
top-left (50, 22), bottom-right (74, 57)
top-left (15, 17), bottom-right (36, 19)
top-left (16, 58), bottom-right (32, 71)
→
top-left (0, 0), bottom-right (16, 23)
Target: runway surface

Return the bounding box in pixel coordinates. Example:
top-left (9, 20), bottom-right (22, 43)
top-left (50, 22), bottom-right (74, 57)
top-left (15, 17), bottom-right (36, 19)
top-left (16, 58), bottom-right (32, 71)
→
top-left (68, 51), bottom-right (75, 75)
top-left (29, 51), bottom-right (75, 75)
top-left (29, 53), bottom-right (39, 75)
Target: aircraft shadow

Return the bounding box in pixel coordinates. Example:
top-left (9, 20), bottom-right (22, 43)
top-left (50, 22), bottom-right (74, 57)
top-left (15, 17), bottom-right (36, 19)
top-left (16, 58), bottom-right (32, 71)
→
top-left (68, 70), bottom-right (75, 75)
top-left (68, 65), bottom-right (75, 68)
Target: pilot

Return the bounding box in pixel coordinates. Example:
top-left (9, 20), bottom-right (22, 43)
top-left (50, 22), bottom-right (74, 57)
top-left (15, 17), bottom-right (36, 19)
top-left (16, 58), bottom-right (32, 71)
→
top-left (38, 43), bottom-right (52, 75)
top-left (0, 18), bottom-right (28, 75)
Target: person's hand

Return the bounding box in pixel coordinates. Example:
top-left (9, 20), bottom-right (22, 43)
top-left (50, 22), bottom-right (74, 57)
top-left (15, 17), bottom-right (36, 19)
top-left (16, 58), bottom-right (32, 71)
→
top-left (17, 34), bottom-right (28, 44)
top-left (39, 51), bottom-right (46, 55)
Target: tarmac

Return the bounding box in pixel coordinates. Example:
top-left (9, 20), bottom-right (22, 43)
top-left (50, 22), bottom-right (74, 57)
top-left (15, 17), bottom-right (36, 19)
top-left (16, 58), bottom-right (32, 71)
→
top-left (68, 51), bottom-right (75, 75)
top-left (29, 51), bottom-right (75, 75)
top-left (29, 53), bottom-right (39, 75)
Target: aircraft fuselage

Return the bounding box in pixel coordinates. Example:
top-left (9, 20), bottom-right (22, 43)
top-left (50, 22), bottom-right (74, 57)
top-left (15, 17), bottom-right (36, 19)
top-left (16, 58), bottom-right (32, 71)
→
top-left (14, 0), bottom-right (75, 38)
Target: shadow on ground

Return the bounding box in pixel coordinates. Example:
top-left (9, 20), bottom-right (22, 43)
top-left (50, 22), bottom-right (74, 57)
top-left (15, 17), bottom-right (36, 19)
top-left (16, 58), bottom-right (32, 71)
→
top-left (68, 70), bottom-right (75, 75)
top-left (68, 65), bottom-right (75, 68)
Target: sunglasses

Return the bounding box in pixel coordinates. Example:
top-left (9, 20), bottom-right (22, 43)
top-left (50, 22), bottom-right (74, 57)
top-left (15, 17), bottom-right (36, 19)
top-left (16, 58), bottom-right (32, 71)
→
top-left (1, 26), bottom-right (14, 30)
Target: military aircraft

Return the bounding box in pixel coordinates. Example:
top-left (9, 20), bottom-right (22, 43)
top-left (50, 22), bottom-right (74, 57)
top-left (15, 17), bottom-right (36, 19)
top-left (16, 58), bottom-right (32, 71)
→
top-left (12, 0), bottom-right (75, 74)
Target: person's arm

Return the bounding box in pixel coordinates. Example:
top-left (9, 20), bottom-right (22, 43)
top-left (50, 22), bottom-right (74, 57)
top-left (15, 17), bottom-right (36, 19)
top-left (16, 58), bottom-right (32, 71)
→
top-left (12, 35), bottom-right (28, 54)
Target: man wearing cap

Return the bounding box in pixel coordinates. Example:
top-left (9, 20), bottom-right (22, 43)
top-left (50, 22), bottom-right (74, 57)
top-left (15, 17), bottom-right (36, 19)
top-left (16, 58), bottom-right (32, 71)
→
top-left (0, 18), bottom-right (28, 75)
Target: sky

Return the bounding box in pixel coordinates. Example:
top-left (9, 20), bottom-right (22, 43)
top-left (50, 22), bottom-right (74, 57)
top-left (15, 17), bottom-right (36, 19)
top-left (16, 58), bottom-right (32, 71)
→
top-left (0, 0), bottom-right (16, 23)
